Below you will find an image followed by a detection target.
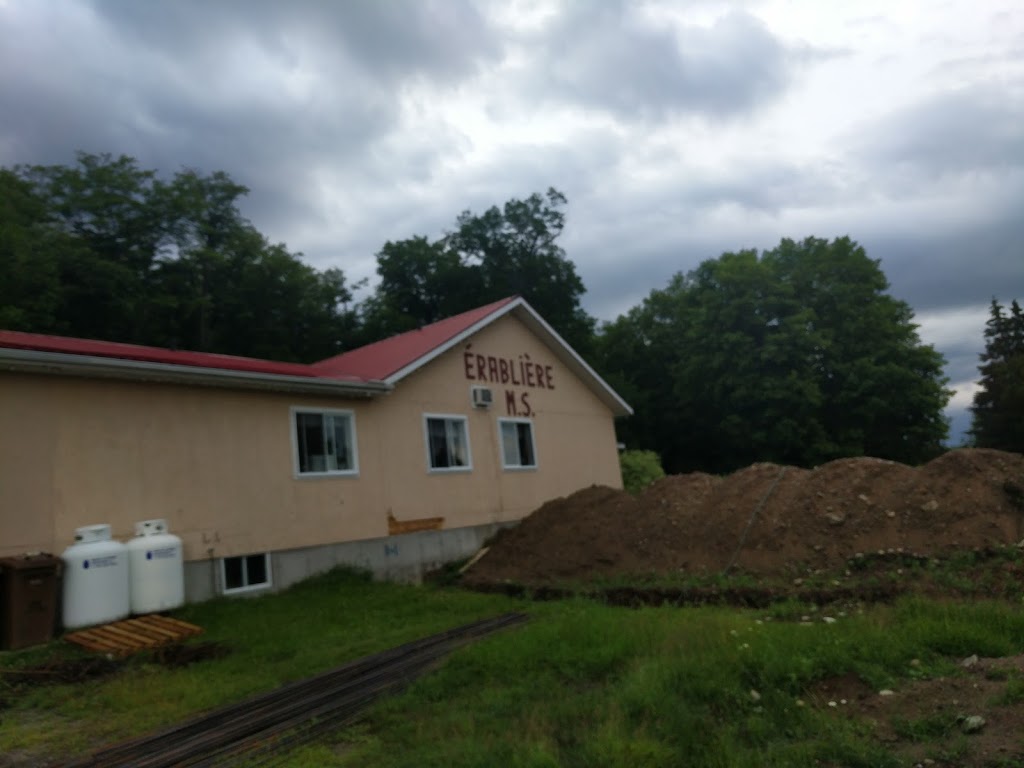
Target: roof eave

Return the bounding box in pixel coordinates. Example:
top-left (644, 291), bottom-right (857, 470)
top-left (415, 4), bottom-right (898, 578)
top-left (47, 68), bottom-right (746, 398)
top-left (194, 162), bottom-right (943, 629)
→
top-left (0, 348), bottom-right (390, 398)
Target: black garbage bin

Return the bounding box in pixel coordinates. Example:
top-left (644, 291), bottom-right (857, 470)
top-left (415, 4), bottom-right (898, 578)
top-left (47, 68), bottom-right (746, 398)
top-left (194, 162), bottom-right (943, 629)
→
top-left (0, 553), bottom-right (62, 651)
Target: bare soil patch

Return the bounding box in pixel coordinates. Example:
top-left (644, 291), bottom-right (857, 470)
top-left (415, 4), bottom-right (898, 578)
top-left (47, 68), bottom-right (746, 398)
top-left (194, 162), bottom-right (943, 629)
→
top-left (814, 655), bottom-right (1024, 767)
top-left (464, 449), bottom-right (1024, 587)
top-left (0, 642), bottom-right (229, 698)
top-left (0, 656), bottom-right (123, 691)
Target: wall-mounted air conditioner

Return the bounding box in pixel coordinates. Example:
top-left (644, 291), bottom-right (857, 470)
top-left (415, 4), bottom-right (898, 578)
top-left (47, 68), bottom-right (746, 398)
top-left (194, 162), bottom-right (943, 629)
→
top-left (471, 386), bottom-right (493, 408)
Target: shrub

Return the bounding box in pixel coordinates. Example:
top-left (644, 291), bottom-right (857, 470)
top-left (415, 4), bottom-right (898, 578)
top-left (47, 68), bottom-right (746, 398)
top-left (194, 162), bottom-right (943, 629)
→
top-left (620, 449), bottom-right (666, 494)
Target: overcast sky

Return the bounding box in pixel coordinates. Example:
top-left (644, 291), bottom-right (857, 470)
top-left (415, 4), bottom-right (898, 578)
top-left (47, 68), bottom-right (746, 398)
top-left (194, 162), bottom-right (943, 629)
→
top-left (2, 0), bottom-right (1022, 443)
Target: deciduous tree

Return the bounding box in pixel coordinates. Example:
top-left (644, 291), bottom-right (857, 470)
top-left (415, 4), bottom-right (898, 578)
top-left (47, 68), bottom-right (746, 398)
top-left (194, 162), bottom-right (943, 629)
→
top-left (358, 236), bottom-right (480, 342)
top-left (0, 170), bottom-right (70, 331)
top-left (17, 153), bottom-right (166, 341)
top-left (596, 237), bottom-right (950, 473)
top-left (2, 153), bottom-right (359, 361)
top-left (447, 188), bottom-right (595, 353)
top-left (361, 188), bottom-right (596, 353)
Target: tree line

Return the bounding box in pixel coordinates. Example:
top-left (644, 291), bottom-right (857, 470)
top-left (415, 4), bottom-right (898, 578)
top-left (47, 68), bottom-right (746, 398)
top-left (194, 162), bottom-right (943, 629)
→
top-left (1, 155), bottom-right (592, 359)
top-left (1, 155), bottom-right (357, 362)
top-left (2, 154), bottom-right (1018, 469)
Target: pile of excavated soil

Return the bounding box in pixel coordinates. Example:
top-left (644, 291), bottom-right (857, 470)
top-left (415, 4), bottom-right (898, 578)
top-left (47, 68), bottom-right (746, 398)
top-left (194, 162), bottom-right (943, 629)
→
top-left (465, 449), bottom-right (1024, 586)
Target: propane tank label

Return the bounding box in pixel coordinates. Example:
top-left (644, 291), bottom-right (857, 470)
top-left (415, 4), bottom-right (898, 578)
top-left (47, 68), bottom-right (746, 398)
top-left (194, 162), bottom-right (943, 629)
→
top-left (146, 547), bottom-right (178, 560)
top-left (83, 555), bottom-right (119, 569)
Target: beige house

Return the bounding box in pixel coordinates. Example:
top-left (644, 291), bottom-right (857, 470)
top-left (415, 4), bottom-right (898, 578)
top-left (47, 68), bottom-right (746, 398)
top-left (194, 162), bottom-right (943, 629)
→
top-left (0, 297), bottom-right (630, 601)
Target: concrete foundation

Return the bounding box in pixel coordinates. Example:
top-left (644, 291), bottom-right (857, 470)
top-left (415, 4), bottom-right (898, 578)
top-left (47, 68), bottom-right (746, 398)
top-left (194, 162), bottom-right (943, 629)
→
top-left (183, 522), bottom-right (510, 603)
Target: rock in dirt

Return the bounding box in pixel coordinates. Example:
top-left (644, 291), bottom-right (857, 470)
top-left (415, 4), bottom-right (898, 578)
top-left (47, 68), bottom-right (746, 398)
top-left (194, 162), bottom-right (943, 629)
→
top-left (961, 715), bottom-right (986, 733)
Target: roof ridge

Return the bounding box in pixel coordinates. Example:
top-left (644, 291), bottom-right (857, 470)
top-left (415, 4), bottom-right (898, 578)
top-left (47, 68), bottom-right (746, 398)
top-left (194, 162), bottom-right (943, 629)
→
top-left (311, 296), bottom-right (519, 380)
top-left (314, 296), bottom-right (518, 366)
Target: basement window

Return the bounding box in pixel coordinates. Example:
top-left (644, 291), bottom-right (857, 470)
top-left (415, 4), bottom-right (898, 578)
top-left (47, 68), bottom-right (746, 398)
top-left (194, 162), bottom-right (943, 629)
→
top-left (424, 414), bottom-right (472, 472)
top-left (221, 553), bottom-right (271, 594)
top-left (499, 418), bottom-right (537, 470)
top-left (292, 407), bottom-right (358, 476)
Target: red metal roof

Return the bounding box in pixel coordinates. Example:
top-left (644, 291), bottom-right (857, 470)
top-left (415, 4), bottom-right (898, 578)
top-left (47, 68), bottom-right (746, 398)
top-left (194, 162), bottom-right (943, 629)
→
top-left (312, 297), bottom-right (519, 381)
top-left (0, 296), bottom-right (632, 414)
top-left (0, 330), bottom-right (321, 379)
top-left (0, 297), bottom-right (519, 384)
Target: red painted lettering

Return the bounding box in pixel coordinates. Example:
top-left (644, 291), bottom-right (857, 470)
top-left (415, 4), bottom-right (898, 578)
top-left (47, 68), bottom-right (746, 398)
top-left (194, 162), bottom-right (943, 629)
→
top-left (505, 389), bottom-right (518, 416)
top-left (467, 350), bottom-right (553, 389)
top-left (520, 391), bottom-right (532, 417)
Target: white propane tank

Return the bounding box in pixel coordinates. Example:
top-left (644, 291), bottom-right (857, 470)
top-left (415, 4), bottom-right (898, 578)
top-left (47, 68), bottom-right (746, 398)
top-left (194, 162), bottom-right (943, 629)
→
top-left (61, 524), bottom-right (130, 629)
top-left (127, 519), bottom-right (185, 614)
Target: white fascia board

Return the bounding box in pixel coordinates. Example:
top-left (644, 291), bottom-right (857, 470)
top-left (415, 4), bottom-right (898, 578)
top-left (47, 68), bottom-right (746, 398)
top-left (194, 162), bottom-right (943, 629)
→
top-left (509, 303), bottom-right (634, 417)
top-left (0, 348), bottom-right (390, 398)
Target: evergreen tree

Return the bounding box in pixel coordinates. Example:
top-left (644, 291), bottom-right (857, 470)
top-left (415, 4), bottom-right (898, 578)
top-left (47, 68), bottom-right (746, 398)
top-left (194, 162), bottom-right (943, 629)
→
top-left (970, 298), bottom-right (1024, 452)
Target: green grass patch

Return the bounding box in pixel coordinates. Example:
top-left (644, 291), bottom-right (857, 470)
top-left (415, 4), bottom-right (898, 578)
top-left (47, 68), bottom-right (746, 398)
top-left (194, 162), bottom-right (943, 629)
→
top-left (0, 567), bottom-right (523, 759)
top-left (992, 675), bottom-right (1024, 706)
top-left (4, 569), bottom-right (1024, 767)
top-left (332, 596), bottom-right (1023, 768)
top-left (891, 713), bottom-right (959, 741)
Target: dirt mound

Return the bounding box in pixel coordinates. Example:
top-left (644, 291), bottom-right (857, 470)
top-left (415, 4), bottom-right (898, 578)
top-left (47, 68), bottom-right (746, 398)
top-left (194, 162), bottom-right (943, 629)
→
top-left (465, 449), bottom-right (1024, 587)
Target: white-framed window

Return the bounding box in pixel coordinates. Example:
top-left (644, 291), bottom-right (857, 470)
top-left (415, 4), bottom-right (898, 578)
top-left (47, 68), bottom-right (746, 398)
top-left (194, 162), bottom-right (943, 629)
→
top-left (499, 418), bottom-right (537, 470)
top-left (291, 407), bottom-right (358, 477)
top-left (221, 553), bottom-right (272, 594)
top-left (424, 414), bottom-right (472, 472)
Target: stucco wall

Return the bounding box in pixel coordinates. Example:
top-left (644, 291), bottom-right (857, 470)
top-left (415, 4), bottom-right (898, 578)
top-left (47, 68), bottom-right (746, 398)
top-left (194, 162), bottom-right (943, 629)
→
top-left (370, 314), bottom-right (623, 529)
top-left (0, 313), bottom-right (622, 564)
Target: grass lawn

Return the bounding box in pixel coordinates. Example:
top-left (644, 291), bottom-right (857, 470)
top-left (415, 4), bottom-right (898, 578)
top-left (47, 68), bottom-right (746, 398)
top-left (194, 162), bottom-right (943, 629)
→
top-left (3, 567), bottom-right (1024, 767)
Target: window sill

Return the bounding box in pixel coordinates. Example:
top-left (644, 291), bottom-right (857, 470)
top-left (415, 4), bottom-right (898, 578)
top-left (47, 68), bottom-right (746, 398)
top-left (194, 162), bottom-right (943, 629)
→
top-left (427, 466), bottom-right (473, 474)
top-left (502, 465), bottom-right (538, 472)
top-left (294, 469), bottom-right (360, 480)
top-left (222, 582), bottom-right (272, 596)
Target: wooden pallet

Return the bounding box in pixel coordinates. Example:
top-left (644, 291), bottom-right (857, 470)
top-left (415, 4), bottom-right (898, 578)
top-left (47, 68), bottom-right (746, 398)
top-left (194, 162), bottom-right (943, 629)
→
top-left (64, 615), bottom-right (203, 656)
